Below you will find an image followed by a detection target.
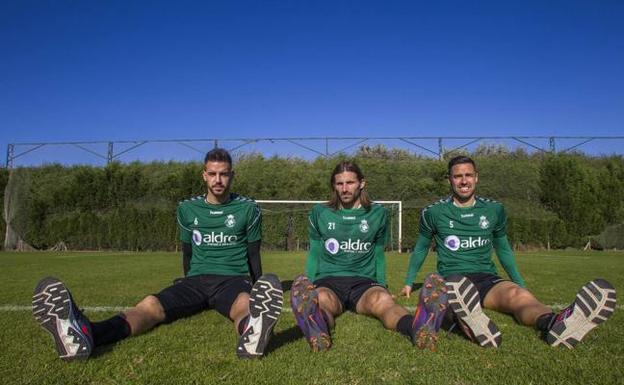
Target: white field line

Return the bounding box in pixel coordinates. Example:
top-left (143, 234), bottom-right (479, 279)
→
top-left (3, 303), bottom-right (623, 313)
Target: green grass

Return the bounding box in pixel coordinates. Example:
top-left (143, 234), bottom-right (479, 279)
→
top-left (1, 250), bottom-right (623, 385)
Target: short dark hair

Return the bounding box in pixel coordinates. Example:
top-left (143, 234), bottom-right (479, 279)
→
top-left (447, 155), bottom-right (477, 175)
top-left (204, 148), bottom-right (232, 166)
top-left (327, 160), bottom-right (372, 210)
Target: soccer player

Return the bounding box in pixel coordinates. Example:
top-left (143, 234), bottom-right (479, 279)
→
top-left (32, 148), bottom-right (283, 361)
top-left (400, 155), bottom-right (616, 348)
top-left (290, 160), bottom-right (449, 351)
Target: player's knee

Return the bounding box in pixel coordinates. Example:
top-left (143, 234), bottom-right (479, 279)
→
top-left (317, 289), bottom-right (333, 306)
top-left (317, 289), bottom-right (341, 314)
top-left (136, 295), bottom-right (166, 321)
top-left (365, 288), bottom-right (393, 310)
top-left (508, 286), bottom-right (535, 303)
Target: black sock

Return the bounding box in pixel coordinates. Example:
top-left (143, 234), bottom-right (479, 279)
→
top-left (91, 314), bottom-right (132, 347)
top-left (535, 313), bottom-right (556, 332)
top-left (396, 314), bottom-right (414, 338)
top-left (237, 315), bottom-right (250, 335)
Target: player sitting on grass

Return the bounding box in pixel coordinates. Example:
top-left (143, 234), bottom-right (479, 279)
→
top-left (290, 160), bottom-right (449, 351)
top-left (32, 148), bottom-right (283, 361)
top-left (400, 155), bottom-right (616, 348)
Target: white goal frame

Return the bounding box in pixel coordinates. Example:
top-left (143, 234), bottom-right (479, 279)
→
top-left (256, 200), bottom-right (403, 253)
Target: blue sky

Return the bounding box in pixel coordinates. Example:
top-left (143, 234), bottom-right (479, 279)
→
top-left (1, 1), bottom-right (623, 165)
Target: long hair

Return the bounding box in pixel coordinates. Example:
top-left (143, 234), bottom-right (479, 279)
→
top-left (327, 160), bottom-right (372, 210)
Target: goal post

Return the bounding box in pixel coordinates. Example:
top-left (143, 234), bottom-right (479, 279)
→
top-left (256, 200), bottom-right (403, 253)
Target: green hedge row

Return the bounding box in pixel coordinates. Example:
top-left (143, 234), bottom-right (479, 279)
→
top-left (1, 151), bottom-right (623, 250)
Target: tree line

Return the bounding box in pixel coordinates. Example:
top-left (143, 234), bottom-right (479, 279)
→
top-left (1, 148), bottom-right (623, 251)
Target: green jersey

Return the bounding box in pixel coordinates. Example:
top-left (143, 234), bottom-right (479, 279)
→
top-left (306, 203), bottom-right (388, 283)
top-left (177, 193), bottom-right (261, 277)
top-left (420, 196), bottom-right (507, 277)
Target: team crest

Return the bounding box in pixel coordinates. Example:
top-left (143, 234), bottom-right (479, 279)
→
top-left (225, 214), bottom-right (236, 228)
top-left (193, 217), bottom-right (198, 226)
top-left (479, 215), bottom-right (489, 229)
top-left (359, 219), bottom-right (369, 233)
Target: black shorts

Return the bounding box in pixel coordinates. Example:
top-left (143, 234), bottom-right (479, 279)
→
top-left (462, 273), bottom-right (508, 305)
top-left (155, 274), bottom-right (252, 322)
top-left (314, 276), bottom-right (386, 312)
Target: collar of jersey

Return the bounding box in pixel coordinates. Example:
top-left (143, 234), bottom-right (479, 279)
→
top-left (204, 193), bottom-right (233, 206)
top-left (337, 204), bottom-right (364, 213)
top-left (451, 197), bottom-right (477, 209)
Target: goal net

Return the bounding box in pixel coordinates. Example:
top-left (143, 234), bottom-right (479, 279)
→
top-left (256, 200), bottom-right (403, 252)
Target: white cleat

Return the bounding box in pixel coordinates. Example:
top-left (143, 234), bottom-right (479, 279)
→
top-left (547, 279), bottom-right (616, 348)
top-left (446, 275), bottom-right (502, 348)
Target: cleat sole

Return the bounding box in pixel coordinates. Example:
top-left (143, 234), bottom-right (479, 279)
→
top-left (237, 274), bottom-right (283, 358)
top-left (547, 279), bottom-right (616, 348)
top-left (446, 275), bottom-right (501, 348)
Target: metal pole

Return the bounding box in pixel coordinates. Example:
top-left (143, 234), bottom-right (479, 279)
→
top-left (549, 137), bottom-right (556, 153)
top-left (107, 142), bottom-right (114, 164)
top-left (438, 138), bottom-right (443, 160)
top-left (6, 144), bottom-right (14, 169)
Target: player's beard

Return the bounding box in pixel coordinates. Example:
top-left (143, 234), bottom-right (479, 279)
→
top-left (339, 188), bottom-right (361, 207)
top-left (208, 182), bottom-right (230, 200)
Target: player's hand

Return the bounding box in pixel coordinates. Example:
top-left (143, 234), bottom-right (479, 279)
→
top-left (399, 285), bottom-right (412, 298)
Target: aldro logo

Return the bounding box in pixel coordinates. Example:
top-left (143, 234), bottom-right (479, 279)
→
top-left (324, 237), bottom-right (372, 255)
top-left (192, 230), bottom-right (237, 246)
top-left (444, 235), bottom-right (490, 251)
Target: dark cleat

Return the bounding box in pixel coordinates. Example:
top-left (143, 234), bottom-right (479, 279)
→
top-left (290, 275), bottom-right (331, 352)
top-left (32, 277), bottom-right (94, 361)
top-left (411, 273), bottom-right (449, 350)
top-left (236, 274), bottom-right (283, 358)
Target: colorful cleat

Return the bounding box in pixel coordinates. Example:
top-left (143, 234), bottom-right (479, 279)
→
top-left (446, 275), bottom-right (502, 348)
top-left (411, 273), bottom-right (449, 350)
top-left (290, 275), bottom-right (331, 352)
top-left (547, 278), bottom-right (616, 349)
top-left (237, 274), bottom-right (284, 358)
top-left (32, 277), bottom-right (94, 361)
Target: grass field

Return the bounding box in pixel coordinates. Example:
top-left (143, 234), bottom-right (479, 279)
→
top-left (1, 250), bottom-right (622, 385)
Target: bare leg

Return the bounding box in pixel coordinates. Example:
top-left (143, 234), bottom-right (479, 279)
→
top-left (355, 286), bottom-right (409, 330)
top-left (483, 281), bottom-right (551, 326)
top-left (229, 292), bottom-right (250, 333)
top-left (122, 295), bottom-right (167, 335)
top-left (316, 287), bottom-right (343, 328)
